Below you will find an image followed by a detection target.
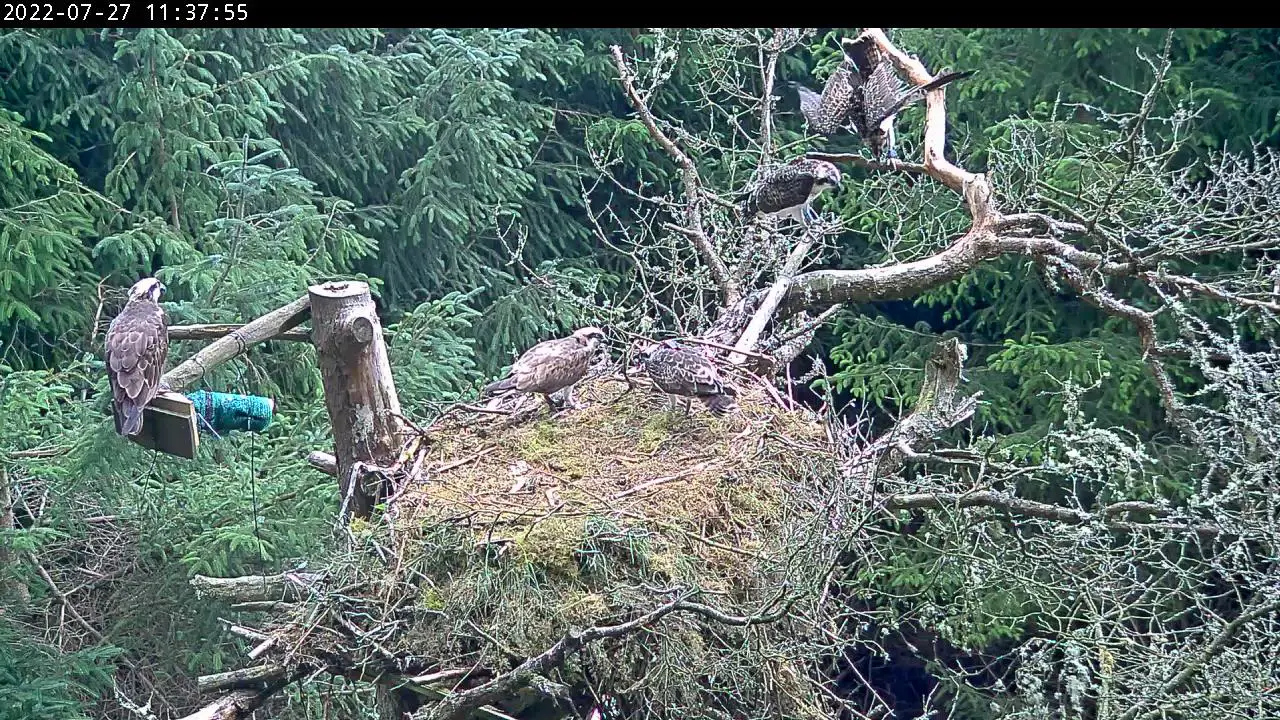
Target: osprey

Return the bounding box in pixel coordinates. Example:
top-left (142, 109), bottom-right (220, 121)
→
top-left (104, 277), bottom-right (170, 437)
top-left (739, 157), bottom-right (842, 226)
top-left (787, 53), bottom-right (858, 138)
top-left (482, 326), bottom-right (607, 411)
top-left (639, 339), bottom-right (738, 416)
top-left (840, 35), bottom-right (974, 162)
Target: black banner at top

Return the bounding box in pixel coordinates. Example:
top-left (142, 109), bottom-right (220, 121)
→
top-left (0, 2), bottom-right (599, 26)
top-left (2, 1), bottom-right (257, 26)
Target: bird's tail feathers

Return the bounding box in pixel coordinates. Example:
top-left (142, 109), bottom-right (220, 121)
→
top-left (699, 393), bottom-right (739, 416)
top-left (875, 70), bottom-right (976, 130)
top-left (481, 376), bottom-right (517, 398)
top-left (116, 403), bottom-right (144, 436)
top-left (920, 69), bottom-right (975, 94)
top-left (789, 81), bottom-right (822, 126)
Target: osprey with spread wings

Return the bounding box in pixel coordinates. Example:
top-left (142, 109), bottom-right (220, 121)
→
top-left (787, 48), bottom-right (858, 138)
top-left (104, 277), bottom-right (170, 436)
top-left (839, 35), bottom-right (974, 161)
top-left (482, 327), bottom-right (606, 411)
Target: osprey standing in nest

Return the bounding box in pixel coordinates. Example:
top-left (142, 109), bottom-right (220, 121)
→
top-left (638, 339), bottom-right (739, 416)
top-left (482, 326), bottom-right (607, 411)
top-left (840, 34), bottom-right (974, 162)
top-left (739, 157), bottom-right (843, 226)
top-left (104, 277), bottom-right (170, 437)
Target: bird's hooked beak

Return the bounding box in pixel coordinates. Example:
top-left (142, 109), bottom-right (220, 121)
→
top-left (129, 278), bottom-right (166, 302)
top-left (818, 166), bottom-right (842, 189)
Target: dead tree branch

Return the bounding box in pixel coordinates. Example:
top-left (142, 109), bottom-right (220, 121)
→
top-left (24, 551), bottom-right (171, 713)
top-left (176, 675), bottom-right (298, 720)
top-left (843, 338), bottom-right (980, 493)
top-left (804, 151), bottom-right (928, 176)
top-left (168, 323), bottom-right (312, 342)
top-left (305, 450), bottom-right (338, 477)
top-left (610, 44), bottom-right (738, 305)
top-left (731, 234), bottom-right (816, 363)
top-left (176, 691), bottom-right (262, 720)
top-left (883, 492), bottom-right (1222, 538)
top-left (190, 571), bottom-right (322, 604)
top-left (196, 664), bottom-right (288, 693)
top-left (1120, 598), bottom-right (1280, 720)
top-left (416, 591), bottom-right (793, 720)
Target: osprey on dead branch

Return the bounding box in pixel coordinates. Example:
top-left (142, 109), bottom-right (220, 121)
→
top-left (104, 277), bottom-right (170, 437)
top-left (639, 339), bottom-right (739, 416)
top-left (840, 35), bottom-right (974, 162)
top-left (739, 157), bottom-right (843, 226)
top-left (482, 326), bottom-right (607, 411)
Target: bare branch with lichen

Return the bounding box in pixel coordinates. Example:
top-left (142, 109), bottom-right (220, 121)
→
top-left (610, 44), bottom-right (737, 305)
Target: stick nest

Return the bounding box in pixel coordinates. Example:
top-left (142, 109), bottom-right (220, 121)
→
top-left (279, 375), bottom-right (841, 719)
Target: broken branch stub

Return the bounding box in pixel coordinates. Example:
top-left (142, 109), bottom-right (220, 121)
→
top-left (844, 337), bottom-right (980, 492)
top-left (309, 281), bottom-right (405, 520)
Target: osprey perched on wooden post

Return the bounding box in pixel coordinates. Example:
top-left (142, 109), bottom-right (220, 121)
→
top-left (840, 35), bottom-right (974, 162)
top-left (104, 277), bottom-right (170, 437)
top-left (639, 340), bottom-right (739, 416)
top-left (739, 157), bottom-right (843, 226)
top-left (482, 326), bottom-right (607, 411)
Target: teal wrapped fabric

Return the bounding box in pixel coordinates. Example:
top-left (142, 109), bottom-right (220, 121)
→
top-left (186, 390), bottom-right (274, 434)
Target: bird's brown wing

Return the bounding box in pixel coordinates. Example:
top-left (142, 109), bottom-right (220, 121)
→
top-left (814, 63), bottom-right (854, 135)
top-left (511, 337), bottom-right (592, 395)
top-left (105, 302), bottom-right (169, 435)
top-left (649, 346), bottom-right (725, 397)
top-left (840, 36), bottom-right (882, 82)
top-left (750, 164), bottom-right (817, 216)
top-left (863, 60), bottom-right (909, 128)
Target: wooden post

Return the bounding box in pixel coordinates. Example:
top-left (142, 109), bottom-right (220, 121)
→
top-left (309, 281), bottom-right (404, 520)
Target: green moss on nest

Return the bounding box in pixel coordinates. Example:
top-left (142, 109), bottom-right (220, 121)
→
top-left (513, 516), bottom-right (586, 578)
top-left (287, 375), bottom-right (837, 720)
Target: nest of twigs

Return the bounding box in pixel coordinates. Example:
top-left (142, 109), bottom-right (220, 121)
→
top-left (276, 372), bottom-right (843, 719)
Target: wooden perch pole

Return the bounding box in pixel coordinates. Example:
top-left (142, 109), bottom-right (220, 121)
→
top-left (169, 323), bottom-right (312, 342)
top-left (161, 294), bottom-right (313, 393)
top-left (309, 281), bottom-right (405, 520)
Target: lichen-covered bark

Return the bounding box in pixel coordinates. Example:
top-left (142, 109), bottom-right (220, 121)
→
top-left (310, 281), bottom-right (405, 520)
